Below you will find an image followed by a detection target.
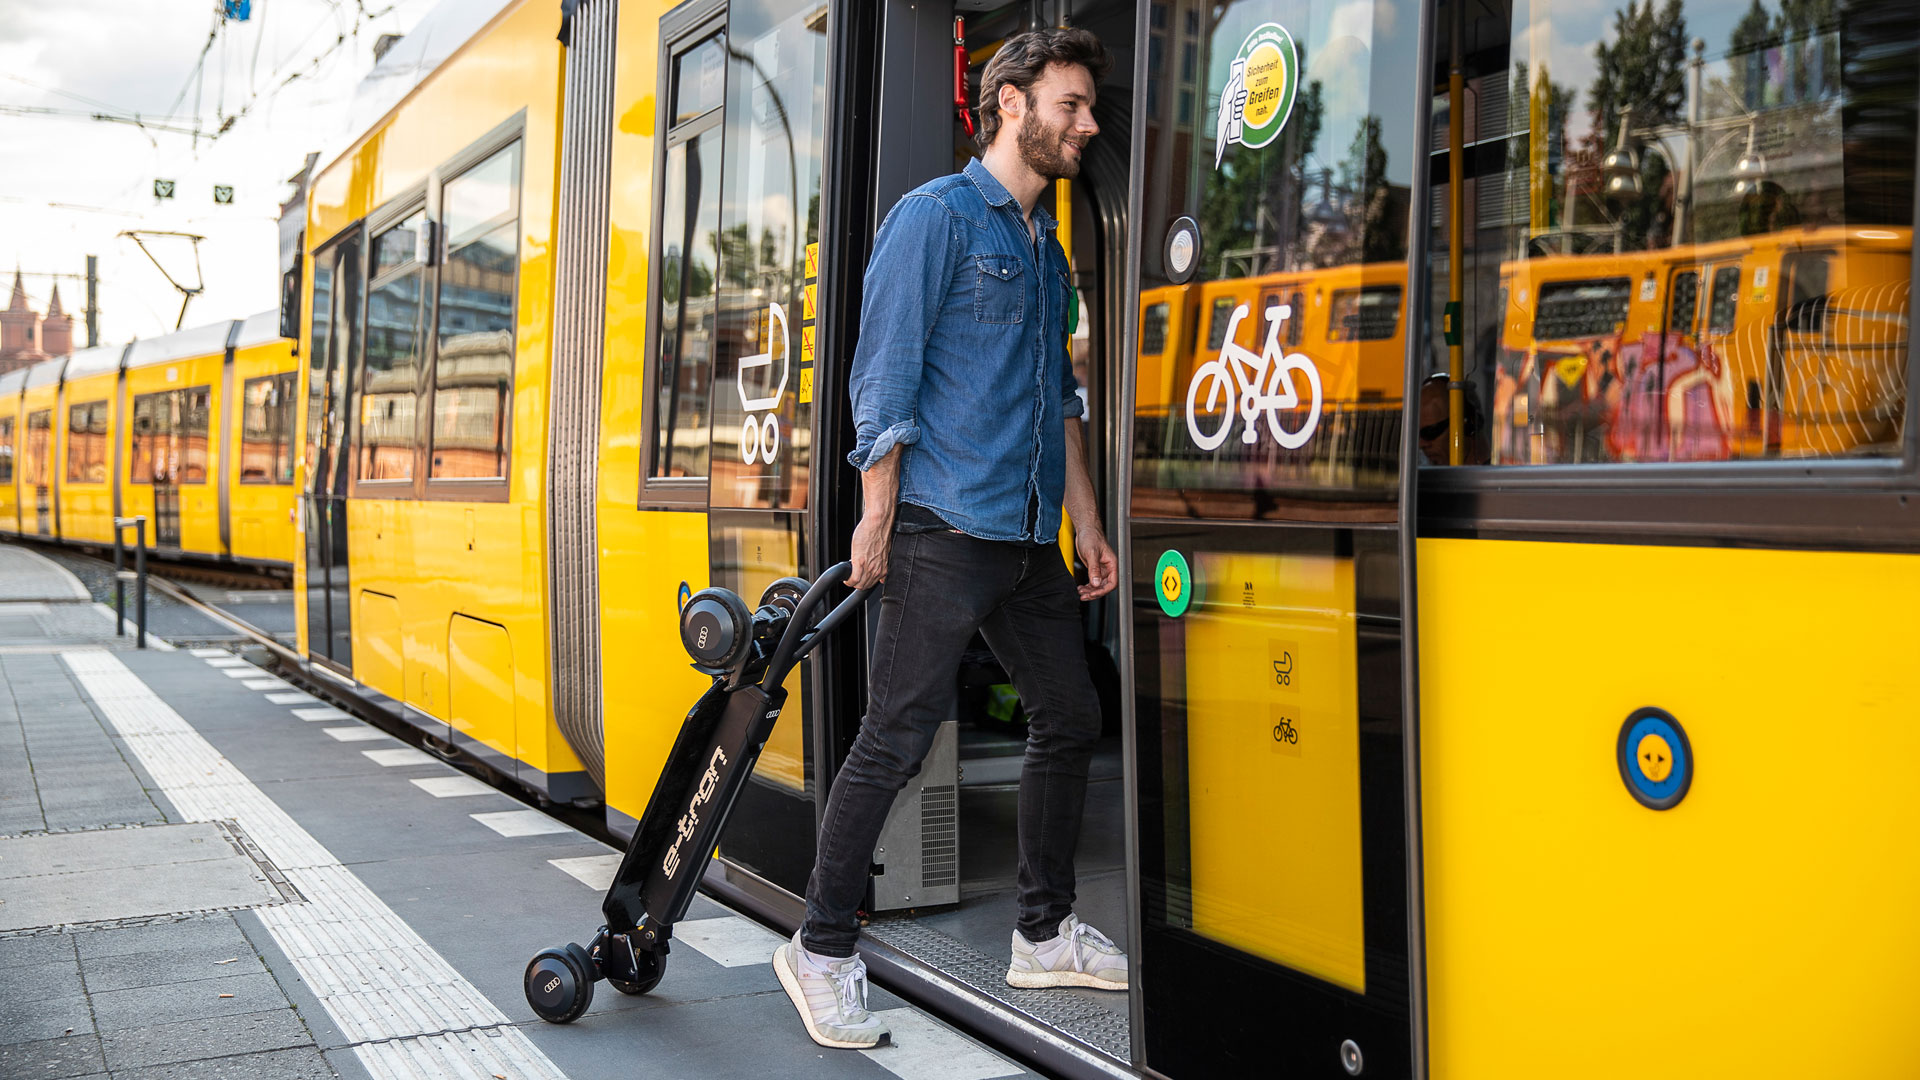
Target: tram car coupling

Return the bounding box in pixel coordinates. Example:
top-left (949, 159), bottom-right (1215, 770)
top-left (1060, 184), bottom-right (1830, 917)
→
top-left (524, 563), bottom-right (870, 1024)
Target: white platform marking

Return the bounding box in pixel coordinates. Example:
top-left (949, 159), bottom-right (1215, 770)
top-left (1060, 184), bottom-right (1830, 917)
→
top-left (221, 667), bottom-right (260, 679)
top-left (363, 747), bottom-right (437, 768)
top-left (548, 854), bottom-right (621, 892)
top-left (323, 726), bottom-right (392, 743)
top-left (266, 692), bottom-right (318, 705)
top-left (59, 650), bottom-right (567, 1080)
top-left (294, 707), bottom-right (351, 722)
top-left (189, 648), bottom-right (230, 658)
top-left (861, 1009), bottom-right (1023, 1080)
top-left (673, 916), bottom-right (785, 968)
top-left (243, 678), bottom-right (294, 691)
top-left (204, 656), bottom-right (250, 668)
top-left (87, 604), bottom-right (175, 649)
top-left (410, 776), bottom-right (495, 799)
top-left (471, 810), bottom-right (573, 838)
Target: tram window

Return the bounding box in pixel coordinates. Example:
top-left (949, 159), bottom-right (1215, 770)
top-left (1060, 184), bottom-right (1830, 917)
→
top-left (1708, 266), bottom-right (1740, 333)
top-left (25, 410), bottom-right (49, 485)
top-left (131, 393), bottom-right (164, 483)
top-left (1287, 291), bottom-right (1306, 347)
top-left (1782, 252), bottom-right (1831, 333)
top-left (1141, 303), bottom-right (1169, 356)
top-left (179, 388), bottom-right (210, 484)
top-left (672, 33), bottom-right (726, 125)
top-left (1328, 287), bottom-right (1402, 342)
top-left (1428, 0), bottom-right (1912, 467)
top-left (241, 373), bottom-right (297, 484)
top-left (65, 401), bottom-right (108, 483)
top-left (1206, 297), bottom-right (1236, 350)
top-left (0, 417), bottom-right (12, 484)
top-left (1532, 279), bottom-right (1631, 342)
top-left (1669, 271), bottom-right (1700, 334)
top-left (359, 209), bottom-right (427, 482)
top-left (431, 141), bottom-right (521, 481)
top-left (647, 32), bottom-right (724, 488)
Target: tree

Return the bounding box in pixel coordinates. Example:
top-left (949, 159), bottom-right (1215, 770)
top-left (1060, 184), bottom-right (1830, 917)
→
top-left (1197, 77), bottom-right (1324, 278)
top-left (1584, 0), bottom-right (1690, 247)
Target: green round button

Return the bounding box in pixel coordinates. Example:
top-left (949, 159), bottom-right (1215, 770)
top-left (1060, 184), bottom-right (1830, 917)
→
top-left (1155, 549), bottom-right (1192, 618)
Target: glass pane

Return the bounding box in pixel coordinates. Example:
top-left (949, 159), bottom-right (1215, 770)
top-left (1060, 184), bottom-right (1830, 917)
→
top-left (25, 410), bottom-right (49, 485)
top-left (360, 268), bottom-right (422, 480)
top-left (373, 211), bottom-right (425, 277)
top-left (673, 32), bottom-right (728, 126)
top-left (180, 388), bottom-right (210, 484)
top-left (242, 375), bottom-right (288, 483)
top-left (305, 254), bottom-right (334, 490)
top-left (444, 144), bottom-right (520, 246)
top-left (1431, 0), bottom-right (1915, 466)
top-left (707, 0), bottom-right (827, 512)
top-left (433, 221), bottom-right (517, 479)
top-left (0, 418), bottom-right (12, 483)
top-left (65, 402), bottom-right (106, 483)
top-left (652, 130), bottom-right (722, 480)
top-left (1133, 1), bottom-right (1416, 518)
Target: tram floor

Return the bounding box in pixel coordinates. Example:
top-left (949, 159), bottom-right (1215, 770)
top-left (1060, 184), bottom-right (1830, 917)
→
top-left (864, 727), bottom-right (1131, 1050)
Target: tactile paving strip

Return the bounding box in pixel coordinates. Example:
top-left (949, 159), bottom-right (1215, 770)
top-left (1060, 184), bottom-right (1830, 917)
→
top-left (864, 914), bottom-right (1131, 1063)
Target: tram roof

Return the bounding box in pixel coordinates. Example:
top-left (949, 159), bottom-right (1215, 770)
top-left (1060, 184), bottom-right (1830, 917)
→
top-left (126, 320), bottom-right (240, 371)
top-left (320, 0), bottom-right (520, 178)
top-left (23, 356), bottom-right (68, 389)
top-left (232, 311), bottom-right (285, 352)
top-left (62, 342), bottom-right (129, 383)
top-left (0, 367), bottom-right (25, 395)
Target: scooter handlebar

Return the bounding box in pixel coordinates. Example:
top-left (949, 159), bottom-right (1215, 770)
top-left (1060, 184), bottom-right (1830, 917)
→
top-left (760, 562), bottom-right (871, 690)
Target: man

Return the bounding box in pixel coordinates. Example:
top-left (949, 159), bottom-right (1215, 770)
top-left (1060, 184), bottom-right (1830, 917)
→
top-left (772, 28), bottom-right (1126, 1050)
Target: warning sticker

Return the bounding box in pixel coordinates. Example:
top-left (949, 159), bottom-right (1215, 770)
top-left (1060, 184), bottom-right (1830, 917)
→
top-left (1215, 23), bottom-right (1299, 168)
top-left (805, 242), bottom-right (819, 280)
top-left (801, 324), bottom-right (816, 365)
top-left (803, 282), bottom-right (817, 321)
top-left (798, 367), bottom-right (814, 405)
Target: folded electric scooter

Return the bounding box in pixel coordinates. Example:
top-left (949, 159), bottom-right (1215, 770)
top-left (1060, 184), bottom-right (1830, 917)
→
top-left (524, 562), bottom-right (870, 1023)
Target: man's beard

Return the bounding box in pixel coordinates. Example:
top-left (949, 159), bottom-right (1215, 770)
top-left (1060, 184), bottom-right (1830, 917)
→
top-left (1015, 106), bottom-right (1083, 181)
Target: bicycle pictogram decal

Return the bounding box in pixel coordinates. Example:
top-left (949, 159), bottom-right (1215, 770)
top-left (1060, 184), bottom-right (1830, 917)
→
top-left (1184, 302), bottom-right (1323, 452)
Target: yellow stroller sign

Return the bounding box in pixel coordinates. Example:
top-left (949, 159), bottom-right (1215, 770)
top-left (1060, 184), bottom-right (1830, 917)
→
top-left (1215, 22), bottom-right (1299, 168)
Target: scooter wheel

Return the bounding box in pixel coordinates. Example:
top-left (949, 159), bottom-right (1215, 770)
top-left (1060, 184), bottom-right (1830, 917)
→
top-left (525, 945), bottom-right (595, 1023)
top-left (608, 948), bottom-right (667, 996)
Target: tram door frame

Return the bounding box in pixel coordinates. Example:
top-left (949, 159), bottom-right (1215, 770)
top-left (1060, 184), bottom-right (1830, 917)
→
top-left (302, 229), bottom-right (363, 674)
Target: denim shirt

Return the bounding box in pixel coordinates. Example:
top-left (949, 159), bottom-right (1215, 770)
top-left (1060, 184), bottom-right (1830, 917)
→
top-left (846, 159), bottom-right (1083, 544)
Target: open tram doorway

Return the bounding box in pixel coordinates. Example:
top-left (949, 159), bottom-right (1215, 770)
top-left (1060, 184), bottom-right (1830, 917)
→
top-left (818, 0), bottom-right (1140, 1064)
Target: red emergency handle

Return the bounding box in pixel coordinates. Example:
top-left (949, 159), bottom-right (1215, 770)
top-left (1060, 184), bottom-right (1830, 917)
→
top-left (954, 17), bottom-right (975, 138)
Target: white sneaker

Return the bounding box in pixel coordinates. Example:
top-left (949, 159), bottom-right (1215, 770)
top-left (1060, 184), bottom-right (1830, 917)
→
top-left (1007, 914), bottom-right (1129, 990)
top-left (773, 932), bottom-right (891, 1049)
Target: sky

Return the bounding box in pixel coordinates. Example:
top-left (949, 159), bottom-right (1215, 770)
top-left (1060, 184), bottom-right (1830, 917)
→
top-left (0, 0), bottom-right (439, 346)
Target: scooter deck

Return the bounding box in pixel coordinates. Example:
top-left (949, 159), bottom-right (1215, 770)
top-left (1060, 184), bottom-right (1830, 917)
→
top-left (599, 678), bottom-right (790, 940)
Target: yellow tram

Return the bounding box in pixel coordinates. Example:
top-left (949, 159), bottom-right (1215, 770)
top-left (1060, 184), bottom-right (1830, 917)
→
top-left (0, 312), bottom-right (298, 566)
top-left (285, 0), bottom-right (1920, 1076)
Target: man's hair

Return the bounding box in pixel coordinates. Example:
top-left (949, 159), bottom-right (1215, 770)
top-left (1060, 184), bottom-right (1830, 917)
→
top-left (976, 28), bottom-right (1111, 148)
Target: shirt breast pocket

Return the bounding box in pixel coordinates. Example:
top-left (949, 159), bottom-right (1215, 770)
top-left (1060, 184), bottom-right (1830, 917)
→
top-left (972, 255), bottom-right (1026, 324)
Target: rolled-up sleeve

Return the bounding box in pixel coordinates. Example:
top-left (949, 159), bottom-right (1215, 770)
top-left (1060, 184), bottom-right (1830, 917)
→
top-left (847, 194), bottom-right (955, 471)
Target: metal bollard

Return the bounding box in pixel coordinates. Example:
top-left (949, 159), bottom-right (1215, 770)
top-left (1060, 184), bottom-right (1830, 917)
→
top-left (111, 516), bottom-right (149, 649)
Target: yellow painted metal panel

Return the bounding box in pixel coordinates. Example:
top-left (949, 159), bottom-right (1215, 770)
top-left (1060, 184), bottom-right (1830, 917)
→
top-left (449, 614), bottom-right (515, 759)
top-left (1419, 537), bottom-right (1920, 1079)
top-left (0, 398), bottom-right (17, 533)
top-left (595, 0), bottom-right (714, 825)
top-left (54, 372), bottom-right (117, 544)
top-left (357, 589), bottom-right (405, 701)
top-left (1183, 550), bottom-right (1366, 993)
top-left (227, 339), bottom-right (299, 564)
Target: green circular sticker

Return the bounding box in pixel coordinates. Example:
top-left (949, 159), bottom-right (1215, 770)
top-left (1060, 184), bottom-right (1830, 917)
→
top-left (1155, 549), bottom-right (1193, 618)
top-left (1215, 22), bottom-right (1299, 166)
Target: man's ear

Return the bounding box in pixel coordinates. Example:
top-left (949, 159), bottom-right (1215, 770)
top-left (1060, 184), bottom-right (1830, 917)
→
top-left (997, 82), bottom-right (1025, 123)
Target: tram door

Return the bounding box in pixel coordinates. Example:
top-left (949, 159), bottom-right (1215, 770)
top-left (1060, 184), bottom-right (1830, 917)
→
top-left (302, 232), bottom-right (361, 672)
top-left (643, 0), bottom-right (832, 895)
top-left (1124, 0), bottom-right (1419, 1074)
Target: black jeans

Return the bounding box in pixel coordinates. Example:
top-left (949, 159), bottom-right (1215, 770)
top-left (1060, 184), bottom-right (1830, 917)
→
top-left (800, 528), bottom-right (1103, 957)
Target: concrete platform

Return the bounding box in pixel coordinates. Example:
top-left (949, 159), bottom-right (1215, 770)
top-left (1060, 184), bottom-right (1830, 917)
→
top-left (0, 614), bottom-right (1040, 1079)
